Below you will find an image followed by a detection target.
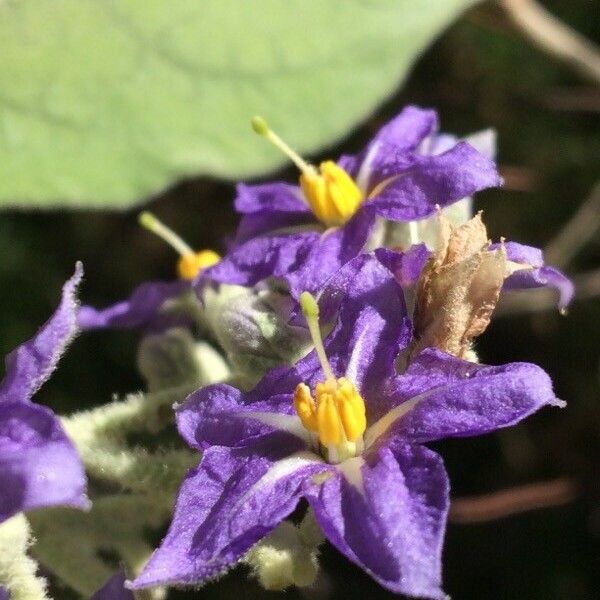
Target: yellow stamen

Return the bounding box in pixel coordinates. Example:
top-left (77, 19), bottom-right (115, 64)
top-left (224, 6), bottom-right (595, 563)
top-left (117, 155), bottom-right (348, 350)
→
top-left (293, 383), bottom-right (318, 432)
top-left (317, 392), bottom-right (342, 446)
top-left (139, 211), bottom-right (220, 280)
top-left (294, 293), bottom-right (367, 461)
top-left (251, 117), bottom-right (363, 227)
top-left (300, 161), bottom-right (364, 227)
top-left (336, 377), bottom-right (367, 441)
top-left (177, 250), bottom-right (220, 280)
top-left (293, 377), bottom-right (367, 448)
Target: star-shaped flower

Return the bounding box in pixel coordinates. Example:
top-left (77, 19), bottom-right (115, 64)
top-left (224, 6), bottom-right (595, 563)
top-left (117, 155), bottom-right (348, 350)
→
top-left (0, 264), bottom-right (88, 523)
top-left (132, 256), bottom-right (560, 598)
top-left (201, 106), bottom-right (501, 299)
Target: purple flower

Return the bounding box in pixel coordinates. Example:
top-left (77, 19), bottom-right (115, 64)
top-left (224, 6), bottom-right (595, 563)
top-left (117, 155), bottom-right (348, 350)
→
top-left (133, 257), bottom-right (560, 598)
top-left (201, 106), bottom-right (501, 299)
top-left (79, 212), bottom-right (220, 332)
top-left (92, 571), bottom-right (134, 600)
top-left (0, 264), bottom-right (88, 523)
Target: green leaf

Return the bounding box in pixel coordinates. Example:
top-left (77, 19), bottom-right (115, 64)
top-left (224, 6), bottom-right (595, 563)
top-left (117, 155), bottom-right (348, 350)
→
top-left (0, 0), bottom-right (476, 208)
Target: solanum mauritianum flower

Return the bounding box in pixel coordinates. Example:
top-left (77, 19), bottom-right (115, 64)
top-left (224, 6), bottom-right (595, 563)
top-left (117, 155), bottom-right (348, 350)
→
top-left (132, 256), bottom-right (562, 598)
top-left (0, 264), bottom-right (88, 523)
top-left (200, 106), bottom-right (501, 298)
top-left (78, 211), bottom-right (219, 332)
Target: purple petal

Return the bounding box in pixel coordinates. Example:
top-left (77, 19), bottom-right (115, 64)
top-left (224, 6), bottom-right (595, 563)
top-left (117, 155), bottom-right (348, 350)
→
top-left (375, 246), bottom-right (431, 289)
top-left (132, 445), bottom-right (324, 588)
top-left (78, 279), bottom-right (189, 331)
top-left (348, 106), bottom-right (438, 186)
top-left (201, 231), bottom-right (318, 290)
top-left (0, 401), bottom-right (88, 523)
top-left (233, 210), bottom-right (315, 245)
top-left (0, 264), bottom-right (82, 404)
top-left (306, 440), bottom-right (449, 599)
top-left (504, 266), bottom-right (574, 310)
top-left (497, 242), bottom-right (574, 309)
top-left (176, 383), bottom-right (306, 451)
top-left (498, 241), bottom-right (544, 266)
top-left (425, 132), bottom-right (458, 156)
top-left (234, 182), bottom-right (308, 215)
top-left (385, 349), bottom-right (562, 444)
top-left (0, 587), bottom-right (8, 600)
top-left (369, 142), bottom-right (501, 221)
top-left (285, 208), bottom-right (376, 298)
top-left (92, 571), bottom-right (134, 600)
top-left (204, 208), bottom-right (375, 300)
top-left (232, 182), bottom-right (314, 244)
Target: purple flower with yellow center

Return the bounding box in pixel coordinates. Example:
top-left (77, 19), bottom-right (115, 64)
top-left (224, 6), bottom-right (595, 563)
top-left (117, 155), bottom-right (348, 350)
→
top-left (79, 212), bottom-right (220, 331)
top-left (0, 264), bottom-right (88, 523)
top-left (201, 106), bottom-right (501, 298)
top-left (132, 256), bottom-right (561, 598)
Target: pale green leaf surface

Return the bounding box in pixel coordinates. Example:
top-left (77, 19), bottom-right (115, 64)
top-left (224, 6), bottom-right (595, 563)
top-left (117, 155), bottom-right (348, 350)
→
top-left (0, 0), bottom-right (476, 208)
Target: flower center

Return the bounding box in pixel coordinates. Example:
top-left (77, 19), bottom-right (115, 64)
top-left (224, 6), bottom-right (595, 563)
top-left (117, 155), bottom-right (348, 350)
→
top-left (251, 116), bottom-right (364, 227)
top-left (139, 211), bottom-right (220, 280)
top-left (293, 292), bottom-right (367, 463)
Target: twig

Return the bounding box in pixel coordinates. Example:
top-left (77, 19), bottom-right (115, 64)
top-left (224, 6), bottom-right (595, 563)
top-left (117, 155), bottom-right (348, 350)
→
top-left (499, 0), bottom-right (600, 84)
top-left (544, 182), bottom-right (600, 269)
top-left (449, 477), bottom-right (578, 524)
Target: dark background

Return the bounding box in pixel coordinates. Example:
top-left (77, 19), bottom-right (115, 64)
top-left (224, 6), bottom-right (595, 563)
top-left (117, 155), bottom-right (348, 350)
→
top-left (1, 2), bottom-right (598, 598)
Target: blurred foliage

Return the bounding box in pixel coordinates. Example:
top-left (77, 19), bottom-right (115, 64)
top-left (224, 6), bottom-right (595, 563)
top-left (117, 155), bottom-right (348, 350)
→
top-left (0, 0), bottom-right (598, 598)
top-left (0, 0), bottom-right (475, 208)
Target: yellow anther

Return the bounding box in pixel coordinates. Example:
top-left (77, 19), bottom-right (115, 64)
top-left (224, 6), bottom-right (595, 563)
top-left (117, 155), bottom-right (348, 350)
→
top-left (336, 378), bottom-right (367, 442)
top-left (293, 383), bottom-right (318, 432)
top-left (294, 377), bottom-right (367, 449)
top-left (317, 393), bottom-right (342, 446)
top-left (177, 250), bottom-right (221, 280)
top-left (139, 211), bottom-right (220, 280)
top-left (300, 161), bottom-right (364, 227)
